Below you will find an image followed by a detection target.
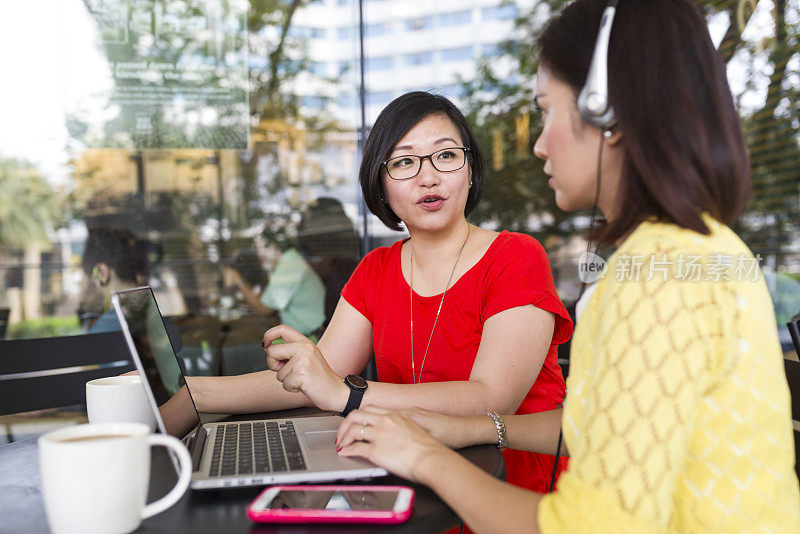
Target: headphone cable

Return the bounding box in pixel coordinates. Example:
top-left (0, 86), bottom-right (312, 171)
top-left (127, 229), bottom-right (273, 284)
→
top-left (549, 130), bottom-right (607, 493)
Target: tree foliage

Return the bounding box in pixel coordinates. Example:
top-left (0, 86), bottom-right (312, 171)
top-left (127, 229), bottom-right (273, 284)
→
top-left (0, 157), bottom-right (56, 249)
top-left (462, 0), bottom-right (799, 273)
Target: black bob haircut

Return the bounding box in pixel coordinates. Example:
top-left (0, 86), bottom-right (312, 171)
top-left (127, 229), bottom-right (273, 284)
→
top-left (359, 91), bottom-right (486, 231)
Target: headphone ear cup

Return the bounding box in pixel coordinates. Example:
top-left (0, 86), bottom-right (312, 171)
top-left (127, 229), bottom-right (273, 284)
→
top-left (578, 1), bottom-right (619, 129)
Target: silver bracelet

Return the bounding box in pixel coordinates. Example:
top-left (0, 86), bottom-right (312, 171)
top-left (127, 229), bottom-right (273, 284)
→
top-left (487, 412), bottom-right (508, 451)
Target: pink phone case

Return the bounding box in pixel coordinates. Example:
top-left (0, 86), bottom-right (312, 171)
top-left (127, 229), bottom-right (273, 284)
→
top-left (246, 484), bottom-right (415, 524)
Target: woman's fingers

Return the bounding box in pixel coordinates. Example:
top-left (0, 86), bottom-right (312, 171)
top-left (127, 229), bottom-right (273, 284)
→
top-left (336, 409), bottom-right (383, 447)
top-left (337, 440), bottom-right (373, 460)
top-left (263, 323), bottom-right (306, 345)
top-left (265, 341), bottom-right (300, 371)
top-left (274, 355), bottom-right (296, 384)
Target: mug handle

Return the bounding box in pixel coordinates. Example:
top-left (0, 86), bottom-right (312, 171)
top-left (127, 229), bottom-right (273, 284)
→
top-left (141, 434), bottom-right (193, 519)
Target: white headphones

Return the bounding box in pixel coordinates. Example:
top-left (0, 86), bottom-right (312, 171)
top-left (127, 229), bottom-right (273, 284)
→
top-left (577, 0), bottom-right (620, 130)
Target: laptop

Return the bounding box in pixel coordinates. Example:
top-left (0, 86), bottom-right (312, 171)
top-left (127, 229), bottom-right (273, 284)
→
top-left (111, 286), bottom-right (387, 490)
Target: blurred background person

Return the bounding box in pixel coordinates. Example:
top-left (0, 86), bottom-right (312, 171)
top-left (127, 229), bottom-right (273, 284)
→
top-left (226, 197), bottom-right (357, 337)
top-left (78, 227), bottom-right (151, 333)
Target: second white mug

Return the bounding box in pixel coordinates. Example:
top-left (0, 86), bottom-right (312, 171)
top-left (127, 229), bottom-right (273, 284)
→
top-left (86, 375), bottom-right (156, 430)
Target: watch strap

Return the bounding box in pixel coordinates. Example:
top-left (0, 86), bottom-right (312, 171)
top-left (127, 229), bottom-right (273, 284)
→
top-left (340, 381), bottom-right (365, 417)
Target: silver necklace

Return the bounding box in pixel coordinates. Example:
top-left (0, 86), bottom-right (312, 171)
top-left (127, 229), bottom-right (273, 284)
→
top-left (409, 226), bottom-right (470, 384)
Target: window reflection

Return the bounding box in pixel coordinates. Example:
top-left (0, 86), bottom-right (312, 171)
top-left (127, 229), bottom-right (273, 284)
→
top-left (0, 0), bottom-right (797, 360)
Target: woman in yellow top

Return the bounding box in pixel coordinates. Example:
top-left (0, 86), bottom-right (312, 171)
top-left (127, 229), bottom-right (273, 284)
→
top-left (335, 0), bottom-right (800, 532)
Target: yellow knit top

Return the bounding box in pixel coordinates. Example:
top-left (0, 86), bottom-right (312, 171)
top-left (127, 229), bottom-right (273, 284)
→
top-left (539, 216), bottom-right (800, 533)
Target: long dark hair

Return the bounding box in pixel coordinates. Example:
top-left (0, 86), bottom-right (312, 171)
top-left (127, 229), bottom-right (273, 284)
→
top-left (538, 0), bottom-right (750, 243)
top-left (359, 91), bottom-right (486, 231)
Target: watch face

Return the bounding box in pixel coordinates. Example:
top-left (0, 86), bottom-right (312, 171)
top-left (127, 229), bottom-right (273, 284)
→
top-left (345, 375), bottom-right (368, 390)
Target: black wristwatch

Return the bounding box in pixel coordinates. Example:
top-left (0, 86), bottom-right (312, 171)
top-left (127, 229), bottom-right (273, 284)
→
top-left (340, 375), bottom-right (368, 417)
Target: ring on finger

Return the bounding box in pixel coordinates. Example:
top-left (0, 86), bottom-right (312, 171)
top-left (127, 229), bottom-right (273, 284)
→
top-left (360, 422), bottom-right (367, 441)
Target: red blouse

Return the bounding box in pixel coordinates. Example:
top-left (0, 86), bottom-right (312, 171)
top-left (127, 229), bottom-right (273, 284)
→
top-left (341, 231), bottom-right (572, 492)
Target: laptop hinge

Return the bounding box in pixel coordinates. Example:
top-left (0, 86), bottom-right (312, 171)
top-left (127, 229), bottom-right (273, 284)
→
top-left (189, 425), bottom-right (207, 472)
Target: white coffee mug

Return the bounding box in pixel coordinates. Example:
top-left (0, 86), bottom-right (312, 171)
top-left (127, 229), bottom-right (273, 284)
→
top-left (86, 375), bottom-right (157, 431)
top-left (39, 422), bottom-right (192, 534)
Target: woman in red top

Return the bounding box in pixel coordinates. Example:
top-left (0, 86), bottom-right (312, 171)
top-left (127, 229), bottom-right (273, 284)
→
top-left (188, 91), bottom-right (572, 493)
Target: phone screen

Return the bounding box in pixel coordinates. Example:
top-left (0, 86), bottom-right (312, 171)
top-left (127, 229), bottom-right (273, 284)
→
top-left (267, 489), bottom-right (400, 511)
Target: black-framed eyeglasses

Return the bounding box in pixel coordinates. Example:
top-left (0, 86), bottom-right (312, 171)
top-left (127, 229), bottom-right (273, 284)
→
top-left (382, 147), bottom-right (471, 181)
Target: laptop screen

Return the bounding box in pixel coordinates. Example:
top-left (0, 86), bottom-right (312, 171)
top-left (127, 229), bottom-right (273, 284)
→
top-left (113, 287), bottom-right (201, 439)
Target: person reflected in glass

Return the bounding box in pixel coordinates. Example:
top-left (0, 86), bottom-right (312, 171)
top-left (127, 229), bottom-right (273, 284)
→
top-left (190, 92), bottom-right (573, 495)
top-left (78, 227), bottom-right (151, 333)
top-left (334, 1), bottom-right (800, 533)
top-left (224, 201), bottom-right (352, 338)
top-left (295, 197), bottom-right (359, 330)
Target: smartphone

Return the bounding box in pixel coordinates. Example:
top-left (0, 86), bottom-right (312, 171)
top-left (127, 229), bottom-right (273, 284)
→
top-left (247, 485), bottom-right (415, 524)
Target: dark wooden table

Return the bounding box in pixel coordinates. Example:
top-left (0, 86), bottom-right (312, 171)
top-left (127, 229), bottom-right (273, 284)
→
top-left (0, 409), bottom-right (505, 534)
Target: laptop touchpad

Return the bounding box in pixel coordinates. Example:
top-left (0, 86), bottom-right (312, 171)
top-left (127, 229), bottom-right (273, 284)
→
top-left (303, 430), bottom-right (338, 451)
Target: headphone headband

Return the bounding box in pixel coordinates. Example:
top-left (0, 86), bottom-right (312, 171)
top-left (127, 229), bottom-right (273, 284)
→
top-left (577, 0), bottom-right (619, 129)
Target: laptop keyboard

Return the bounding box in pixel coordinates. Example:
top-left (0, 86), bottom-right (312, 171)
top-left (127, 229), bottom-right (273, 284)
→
top-left (208, 421), bottom-right (307, 477)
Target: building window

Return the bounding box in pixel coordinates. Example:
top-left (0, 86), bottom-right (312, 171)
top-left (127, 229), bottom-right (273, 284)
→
top-left (404, 51), bottom-right (433, 66)
top-left (337, 94), bottom-right (355, 108)
top-left (438, 84), bottom-right (464, 97)
top-left (440, 46), bottom-right (473, 62)
top-left (405, 17), bottom-right (433, 31)
top-left (301, 96), bottom-right (329, 109)
top-left (337, 26), bottom-right (353, 40)
top-left (365, 23), bottom-right (388, 38)
top-left (310, 61), bottom-right (327, 76)
top-left (366, 56), bottom-right (393, 71)
top-left (482, 5), bottom-right (517, 21)
top-left (366, 90), bottom-right (393, 106)
top-left (438, 10), bottom-right (472, 27)
top-left (288, 26), bottom-right (310, 38)
top-left (481, 44), bottom-right (502, 57)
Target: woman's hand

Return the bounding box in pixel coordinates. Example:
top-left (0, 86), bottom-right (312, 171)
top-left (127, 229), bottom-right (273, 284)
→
top-left (393, 407), bottom-right (488, 449)
top-left (336, 406), bottom-right (455, 483)
top-left (263, 324), bottom-right (348, 412)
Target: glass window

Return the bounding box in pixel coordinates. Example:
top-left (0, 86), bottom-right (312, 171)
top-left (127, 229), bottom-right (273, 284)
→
top-left (481, 43), bottom-right (502, 57)
top-left (366, 56), bottom-right (393, 71)
top-left (366, 90), bottom-right (393, 106)
top-left (301, 96), bottom-right (329, 109)
top-left (288, 26), bottom-right (310, 38)
top-left (437, 83), bottom-right (464, 98)
top-left (404, 51), bottom-right (433, 66)
top-left (440, 46), bottom-right (474, 62)
top-left (0, 1), bottom-right (362, 364)
top-left (310, 61), bottom-right (327, 76)
top-left (1, 0), bottom-right (798, 411)
top-left (405, 17), bottom-right (433, 31)
top-left (481, 5), bottom-right (517, 21)
top-left (438, 10), bottom-right (472, 27)
top-left (365, 23), bottom-right (388, 38)
top-left (337, 94), bottom-right (355, 108)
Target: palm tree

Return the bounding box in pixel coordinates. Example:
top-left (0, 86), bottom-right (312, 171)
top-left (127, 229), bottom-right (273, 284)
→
top-left (0, 157), bottom-right (55, 321)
